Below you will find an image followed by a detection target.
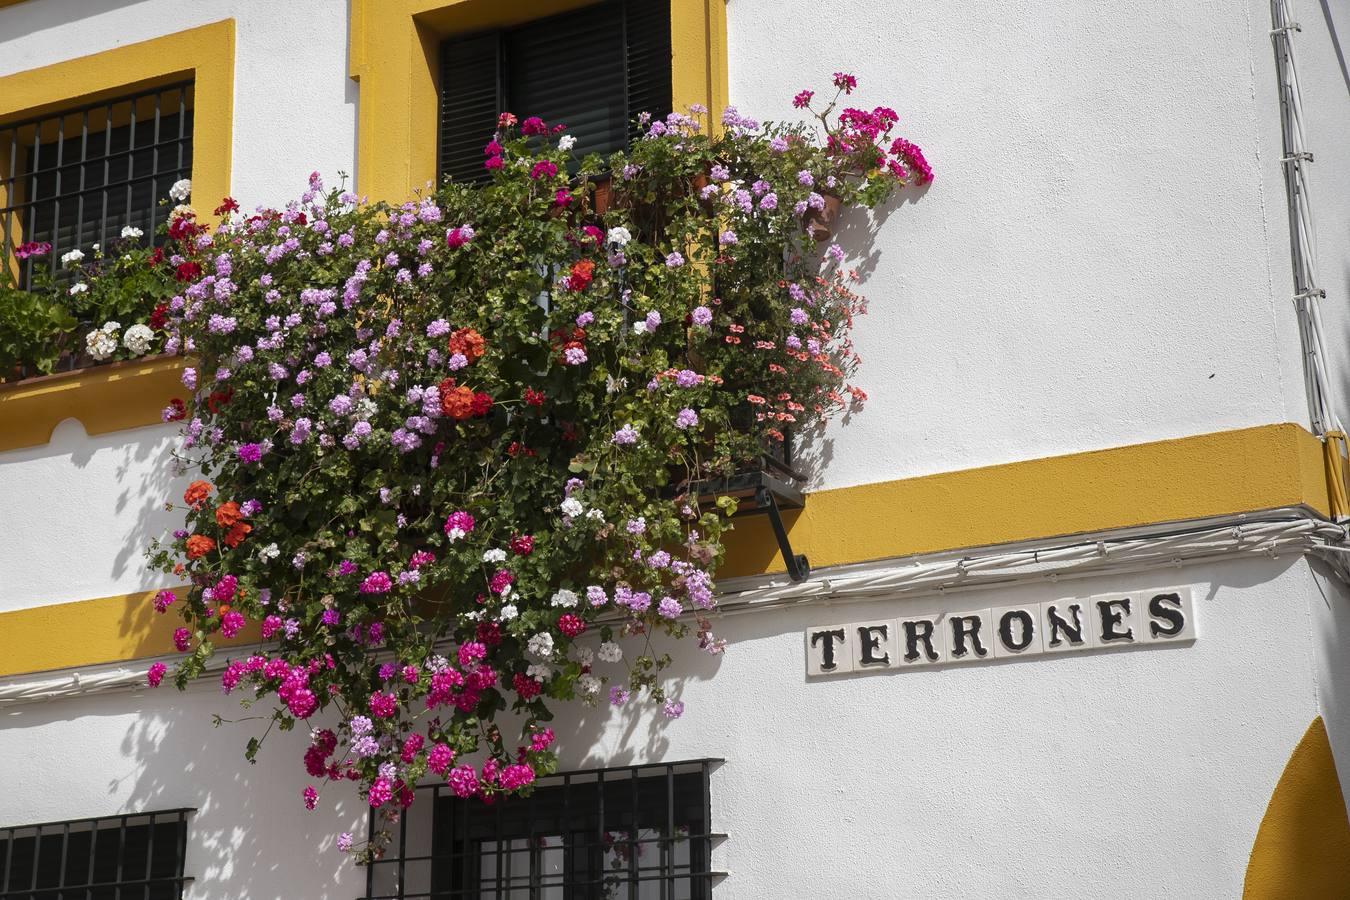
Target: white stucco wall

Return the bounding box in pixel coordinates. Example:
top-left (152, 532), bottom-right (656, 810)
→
top-left (0, 555), bottom-right (1332, 898)
top-left (0, 0), bottom-right (357, 209)
top-left (0, 419), bottom-right (183, 610)
top-left (0, 0), bottom-right (1333, 494)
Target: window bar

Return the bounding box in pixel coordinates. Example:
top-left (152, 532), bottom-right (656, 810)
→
top-left (560, 771), bottom-right (571, 900)
top-left (142, 813), bottom-right (156, 900)
top-left (124, 99), bottom-right (137, 247)
top-left (98, 101), bottom-right (113, 256)
top-left (620, 0), bottom-right (632, 145)
top-left (51, 113), bottom-right (65, 282)
top-left (700, 761), bottom-right (712, 899)
top-left (5, 129), bottom-right (17, 278)
top-left (114, 815), bottom-right (128, 900)
top-left (74, 108), bottom-right (89, 266)
top-left (596, 767), bottom-right (606, 900)
top-left (628, 766), bottom-right (639, 900)
top-left (177, 86), bottom-right (187, 176)
top-left (57, 819), bottom-right (71, 899)
top-left (365, 796), bottom-right (376, 900)
top-left (149, 90), bottom-right (162, 240)
top-left (26, 824), bottom-right (40, 898)
top-left (25, 122), bottom-right (39, 290)
top-left (1, 825), bottom-right (12, 894)
top-left (86, 815), bottom-right (99, 900)
top-left (493, 779), bottom-right (504, 893)
top-left (526, 771), bottom-right (538, 895)
top-left (175, 810), bottom-right (188, 889)
top-left (665, 766), bottom-right (675, 900)
top-left (397, 800), bottom-right (408, 900)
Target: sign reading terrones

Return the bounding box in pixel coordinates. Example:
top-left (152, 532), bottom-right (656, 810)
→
top-left (804, 587), bottom-right (1196, 676)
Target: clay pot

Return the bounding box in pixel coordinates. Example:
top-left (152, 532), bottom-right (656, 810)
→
top-left (803, 193), bottom-right (843, 242)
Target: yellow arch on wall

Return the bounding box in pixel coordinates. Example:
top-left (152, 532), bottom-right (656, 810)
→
top-left (1245, 716), bottom-right (1350, 898)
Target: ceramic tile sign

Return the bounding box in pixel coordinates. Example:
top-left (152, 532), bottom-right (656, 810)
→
top-left (804, 586), bottom-right (1195, 676)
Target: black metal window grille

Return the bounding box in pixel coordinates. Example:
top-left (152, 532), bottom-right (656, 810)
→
top-left (438, 0), bottom-right (672, 185)
top-left (363, 759), bottom-right (722, 900)
top-left (0, 80), bottom-right (194, 289)
top-left (0, 808), bottom-right (193, 899)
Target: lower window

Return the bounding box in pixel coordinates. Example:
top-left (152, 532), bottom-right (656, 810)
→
top-left (365, 760), bottom-right (720, 900)
top-left (0, 808), bottom-right (192, 899)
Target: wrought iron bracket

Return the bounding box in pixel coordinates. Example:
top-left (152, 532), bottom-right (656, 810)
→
top-left (684, 469), bottom-right (811, 582)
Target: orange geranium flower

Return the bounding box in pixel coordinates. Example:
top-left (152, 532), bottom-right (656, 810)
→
top-left (447, 327), bottom-right (486, 363)
top-left (184, 480), bottom-right (213, 508)
top-left (222, 522), bottom-right (252, 548)
top-left (185, 534), bottom-right (217, 559)
top-left (441, 384), bottom-right (476, 420)
top-left (215, 501), bottom-right (244, 528)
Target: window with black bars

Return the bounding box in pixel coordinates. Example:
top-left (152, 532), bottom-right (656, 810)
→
top-left (0, 80), bottom-right (194, 289)
top-left (362, 759), bottom-right (722, 900)
top-left (0, 808), bottom-right (193, 899)
top-left (438, 0), bottom-right (672, 185)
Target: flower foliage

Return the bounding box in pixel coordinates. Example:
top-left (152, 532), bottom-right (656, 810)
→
top-left (145, 79), bottom-right (929, 857)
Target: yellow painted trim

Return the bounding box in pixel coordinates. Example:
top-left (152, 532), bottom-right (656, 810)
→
top-left (1245, 717), bottom-right (1350, 898)
top-left (348, 0), bottom-right (728, 202)
top-left (720, 423), bottom-right (1333, 577)
top-left (0, 20), bottom-right (234, 221)
top-left (0, 587), bottom-right (259, 678)
top-left (0, 422), bottom-right (1335, 675)
top-left (0, 355), bottom-right (185, 452)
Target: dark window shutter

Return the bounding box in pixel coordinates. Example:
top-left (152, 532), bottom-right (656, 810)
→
top-left (623, 0), bottom-right (673, 144)
top-left (437, 0), bottom-right (672, 182)
top-left (438, 33), bottom-right (502, 185)
top-left (506, 4), bottom-right (627, 160)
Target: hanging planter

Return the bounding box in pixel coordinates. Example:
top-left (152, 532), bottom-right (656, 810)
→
top-left (133, 76), bottom-right (933, 861)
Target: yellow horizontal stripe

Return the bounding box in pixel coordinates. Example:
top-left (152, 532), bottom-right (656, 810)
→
top-left (0, 355), bottom-right (185, 452)
top-left (720, 423), bottom-right (1331, 577)
top-left (0, 423), bottom-right (1329, 676)
top-left (0, 588), bottom-right (259, 678)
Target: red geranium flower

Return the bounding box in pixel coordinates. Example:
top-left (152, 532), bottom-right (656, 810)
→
top-left (149, 303), bottom-right (169, 330)
top-left (175, 261), bottom-right (202, 282)
top-left (214, 196), bottom-right (240, 216)
top-left (523, 388), bottom-right (545, 407)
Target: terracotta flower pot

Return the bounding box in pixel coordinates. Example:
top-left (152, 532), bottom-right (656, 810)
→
top-left (803, 193), bottom-right (843, 242)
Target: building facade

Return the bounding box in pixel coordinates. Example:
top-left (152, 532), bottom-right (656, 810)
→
top-left (2, 0), bottom-right (1350, 896)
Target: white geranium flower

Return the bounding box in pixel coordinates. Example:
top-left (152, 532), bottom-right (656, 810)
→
top-left (61, 249), bottom-right (84, 268)
top-left (560, 497), bottom-right (584, 518)
top-left (258, 542), bottom-right (281, 562)
top-left (498, 604), bottom-right (518, 621)
top-left (527, 632), bottom-right (555, 660)
top-left (606, 226), bottom-right (631, 247)
top-left (122, 323), bottom-right (154, 355)
top-left (121, 226), bottom-right (144, 239)
top-left (169, 178), bottom-right (192, 202)
top-left (84, 326), bottom-right (117, 361)
top-left (68, 282), bottom-right (88, 295)
top-left (482, 548), bottom-right (507, 564)
top-left (584, 508), bottom-right (605, 523)
top-left (526, 663), bottom-right (553, 681)
top-left (572, 645), bottom-right (595, 666)
top-left (550, 589), bottom-right (578, 608)
top-left (578, 674), bottom-right (602, 696)
top-left (558, 134), bottom-right (577, 151)
top-left (597, 641), bottom-right (623, 663)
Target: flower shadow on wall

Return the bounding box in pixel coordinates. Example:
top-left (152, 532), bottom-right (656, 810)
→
top-left (133, 77), bottom-right (933, 860)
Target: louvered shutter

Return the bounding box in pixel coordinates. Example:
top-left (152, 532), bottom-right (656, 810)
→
top-left (623, 0), bottom-right (673, 144)
top-left (439, 33), bottom-right (502, 185)
top-left (437, 0), bottom-right (672, 183)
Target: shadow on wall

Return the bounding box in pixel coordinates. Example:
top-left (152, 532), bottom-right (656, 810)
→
top-left (1, 684), bottom-right (362, 898)
top-left (0, 0), bottom-right (149, 45)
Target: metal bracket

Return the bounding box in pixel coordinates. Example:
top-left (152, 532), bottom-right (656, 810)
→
top-left (683, 468), bottom-right (811, 582)
top-left (755, 484), bottom-right (811, 582)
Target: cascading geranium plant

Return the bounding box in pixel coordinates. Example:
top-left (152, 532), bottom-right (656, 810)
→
top-left (145, 73), bottom-right (931, 859)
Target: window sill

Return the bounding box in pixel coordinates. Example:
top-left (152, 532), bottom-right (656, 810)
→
top-left (0, 354), bottom-right (185, 452)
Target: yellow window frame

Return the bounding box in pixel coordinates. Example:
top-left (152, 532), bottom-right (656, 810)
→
top-left (348, 0), bottom-right (727, 203)
top-left (0, 19), bottom-right (236, 232)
